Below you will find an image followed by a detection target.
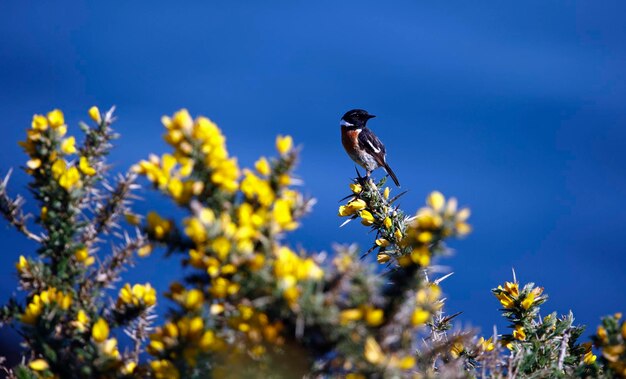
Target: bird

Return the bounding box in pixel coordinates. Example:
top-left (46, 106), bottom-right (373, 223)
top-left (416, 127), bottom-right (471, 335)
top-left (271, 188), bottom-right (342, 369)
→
top-left (340, 109), bottom-right (400, 186)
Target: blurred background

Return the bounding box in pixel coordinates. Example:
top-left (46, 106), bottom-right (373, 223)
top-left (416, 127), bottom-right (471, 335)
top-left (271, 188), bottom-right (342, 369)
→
top-left (1, 0), bottom-right (625, 363)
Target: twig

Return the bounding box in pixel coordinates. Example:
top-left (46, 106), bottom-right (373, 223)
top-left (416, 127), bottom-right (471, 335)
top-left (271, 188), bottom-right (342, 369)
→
top-left (557, 329), bottom-right (570, 371)
top-left (0, 169), bottom-right (43, 243)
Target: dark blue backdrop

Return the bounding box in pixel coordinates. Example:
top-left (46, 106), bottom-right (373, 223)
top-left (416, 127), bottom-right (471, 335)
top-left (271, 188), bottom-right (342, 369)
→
top-left (1, 0), bottom-right (625, 358)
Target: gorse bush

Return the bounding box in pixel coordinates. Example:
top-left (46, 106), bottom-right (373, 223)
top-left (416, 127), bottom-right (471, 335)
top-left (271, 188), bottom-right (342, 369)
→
top-left (0, 107), bottom-right (623, 378)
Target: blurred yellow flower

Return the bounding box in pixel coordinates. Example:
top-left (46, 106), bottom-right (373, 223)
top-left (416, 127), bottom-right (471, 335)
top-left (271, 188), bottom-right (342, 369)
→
top-left (47, 109), bottom-right (65, 128)
top-left (364, 337), bottom-right (384, 364)
top-left (276, 135), bottom-right (293, 155)
top-left (365, 308), bottom-right (384, 327)
top-left (513, 325), bottom-right (526, 341)
top-left (478, 337), bottom-right (495, 352)
top-left (92, 318), bottom-right (110, 343)
top-left (427, 191), bottom-right (445, 212)
top-left (26, 158), bottom-right (42, 170)
top-left (79, 156), bottom-right (96, 176)
top-left (255, 156), bottom-right (271, 176)
top-left (29, 359), bottom-right (49, 371)
top-left (61, 136), bottom-right (77, 155)
top-left (88, 106), bottom-right (101, 123)
top-left (32, 114), bottom-right (48, 131)
top-left (411, 308), bottom-right (430, 326)
top-left (340, 308), bottom-right (363, 325)
top-left (584, 351), bottom-right (596, 364)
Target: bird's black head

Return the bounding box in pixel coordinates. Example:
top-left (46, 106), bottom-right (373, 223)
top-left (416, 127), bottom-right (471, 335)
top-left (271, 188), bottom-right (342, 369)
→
top-left (341, 109), bottom-right (376, 128)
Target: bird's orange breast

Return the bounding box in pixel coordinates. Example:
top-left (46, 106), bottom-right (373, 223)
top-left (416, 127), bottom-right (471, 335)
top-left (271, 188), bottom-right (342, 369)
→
top-left (341, 128), bottom-right (360, 154)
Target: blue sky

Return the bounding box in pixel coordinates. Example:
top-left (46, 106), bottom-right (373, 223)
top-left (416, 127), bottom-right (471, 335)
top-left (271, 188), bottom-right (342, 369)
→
top-left (1, 1), bottom-right (625, 358)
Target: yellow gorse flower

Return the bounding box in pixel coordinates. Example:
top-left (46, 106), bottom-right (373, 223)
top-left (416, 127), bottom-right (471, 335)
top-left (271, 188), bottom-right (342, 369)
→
top-left (513, 325), bottom-right (526, 341)
top-left (79, 156), bottom-right (96, 176)
top-left (118, 283), bottom-right (157, 308)
top-left (92, 318), bottom-right (110, 343)
top-left (60, 136), bottom-right (77, 155)
top-left (411, 308), bottom-right (430, 326)
top-left (88, 106), bottom-right (101, 123)
top-left (276, 135), bottom-right (293, 155)
top-left (21, 288), bottom-right (72, 325)
top-left (254, 156), bottom-right (271, 176)
top-left (47, 109), bottom-right (65, 128)
top-left (29, 359), bottom-right (49, 371)
top-left (478, 337), bottom-right (495, 352)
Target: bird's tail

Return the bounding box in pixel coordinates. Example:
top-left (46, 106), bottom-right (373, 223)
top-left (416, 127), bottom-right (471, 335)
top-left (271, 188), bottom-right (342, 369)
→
top-left (383, 163), bottom-right (400, 187)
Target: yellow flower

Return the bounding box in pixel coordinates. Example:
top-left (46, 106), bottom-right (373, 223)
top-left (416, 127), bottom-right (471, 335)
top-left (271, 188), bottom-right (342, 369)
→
top-left (16, 255), bottom-right (29, 273)
top-left (92, 318), bottom-right (110, 343)
top-left (273, 198), bottom-right (298, 230)
top-left (151, 359), bottom-right (180, 379)
top-left (338, 199), bottom-right (367, 217)
top-left (513, 325), bottom-right (526, 341)
top-left (359, 210), bottom-right (375, 226)
top-left (496, 292), bottom-right (515, 309)
top-left (427, 191), bottom-right (445, 212)
top-left (119, 283), bottom-right (157, 307)
top-left (211, 236), bottom-right (231, 260)
top-left (364, 337), bottom-right (384, 364)
top-left (74, 247), bottom-right (94, 266)
top-left (504, 282), bottom-right (519, 297)
top-left (88, 106), bottom-right (101, 123)
top-left (29, 359), bottom-right (49, 371)
top-left (383, 187), bottom-right (390, 199)
top-left (377, 253), bottom-right (390, 264)
top-left (122, 361), bottom-right (137, 375)
top-left (51, 159), bottom-right (67, 179)
top-left (61, 136), bottom-right (77, 154)
top-left (255, 156), bottom-right (271, 176)
top-left (365, 308), bottom-right (384, 327)
top-left (148, 212), bottom-right (172, 240)
top-left (521, 292), bottom-right (535, 310)
top-left (478, 337), bottom-right (495, 352)
top-left (583, 351), bottom-right (596, 364)
top-left (340, 309), bottom-right (363, 325)
top-left (383, 217), bottom-right (392, 229)
top-left (199, 330), bottom-right (215, 351)
top-left (21, 295), bottom-right (43, 324)
top-left (59, 166), bottom-right (81, 191)
top-left (79, 156), bottom-right (96, 176)
top-left (411, 308), bottom-right (430, 326)
top-left (183, 289), bottom-right (204, 310)
top-left (138, 244), bottom-right (153, 257)
top-left (410, 247), bottom-right (430, 267)
top-left (450, 342), bottom-right (464, 358)
top-left (47, 109), bottom-right (65, 128)
top-left (32, 114), bottom-right (48, 131)
top-left (26, 158), bottom-right (42, 169)
top-left (74, 309), bottom-right (89, 332)
top-left (398, 356), bottom-right (416, 370)
top-left (375, 238), bottom-right (389, 247)
top-left (622, 321), bottom-right (626, 339)
top-left (102, 338), bottom-right (120, 358)
top-left (350, 183), bottom-right (362, 194)
top-left (276, 135), bottom-right (293, 155)
top-left (394, 229), bottom-right (403, 240)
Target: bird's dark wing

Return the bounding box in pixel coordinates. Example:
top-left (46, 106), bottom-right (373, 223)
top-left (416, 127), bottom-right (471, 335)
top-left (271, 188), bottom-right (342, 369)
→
top-left (358, 127), bottom-right (386, 165)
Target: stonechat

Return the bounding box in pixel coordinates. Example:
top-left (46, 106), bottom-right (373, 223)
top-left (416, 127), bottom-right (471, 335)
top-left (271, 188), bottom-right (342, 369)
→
top-left (340, 109), bottom-right (400, 186)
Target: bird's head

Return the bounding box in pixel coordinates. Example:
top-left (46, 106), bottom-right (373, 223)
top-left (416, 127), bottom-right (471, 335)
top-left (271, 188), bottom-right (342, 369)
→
top-left (341, 109), bottom-right (376, 128)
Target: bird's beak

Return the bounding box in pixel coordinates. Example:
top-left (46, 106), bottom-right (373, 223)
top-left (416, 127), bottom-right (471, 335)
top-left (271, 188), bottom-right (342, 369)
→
top-left (367, 114), bottom-right (376, 119)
